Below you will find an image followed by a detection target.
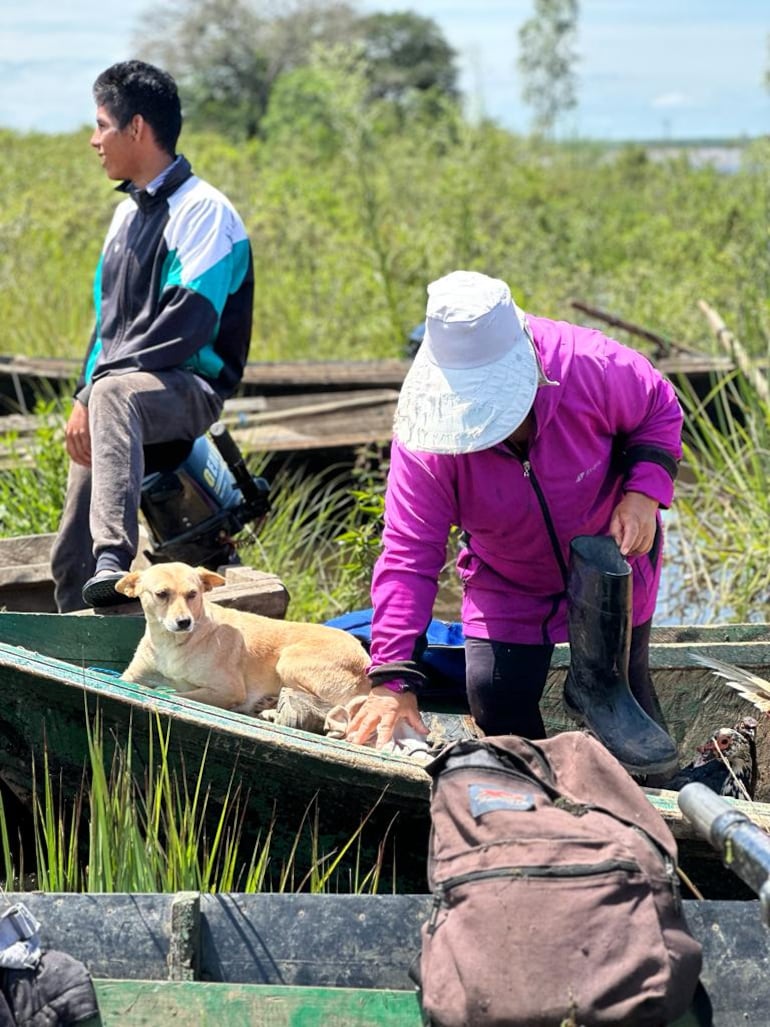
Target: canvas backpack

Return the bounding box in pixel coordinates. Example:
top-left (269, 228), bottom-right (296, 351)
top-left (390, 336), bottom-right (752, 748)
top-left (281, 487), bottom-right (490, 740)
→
top-left (416, 731), bottom-right (703, 1027)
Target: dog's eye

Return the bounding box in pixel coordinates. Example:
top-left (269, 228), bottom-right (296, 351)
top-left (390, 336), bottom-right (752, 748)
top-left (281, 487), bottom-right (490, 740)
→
top-left (186, 590), bottom-right (198, 601)
top-left (155, 590), bottom-right (169, 601)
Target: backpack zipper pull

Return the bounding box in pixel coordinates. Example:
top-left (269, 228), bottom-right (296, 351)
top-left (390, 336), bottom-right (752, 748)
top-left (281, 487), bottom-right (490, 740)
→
top-left (427, 889), bottom-right (444, 934)
top-left (522, 460), bottom-right (531, 478)
top-left (666, 857), bottom-right (682, 913)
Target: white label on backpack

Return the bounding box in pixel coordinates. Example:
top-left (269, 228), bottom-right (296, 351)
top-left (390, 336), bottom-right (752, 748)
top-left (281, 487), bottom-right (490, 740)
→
top-left (468, 783), bottom-right (536, 817)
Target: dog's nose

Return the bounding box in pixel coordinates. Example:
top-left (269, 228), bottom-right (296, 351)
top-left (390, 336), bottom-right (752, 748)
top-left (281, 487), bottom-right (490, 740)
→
top-left (174, 617), bottom-right (193, 632)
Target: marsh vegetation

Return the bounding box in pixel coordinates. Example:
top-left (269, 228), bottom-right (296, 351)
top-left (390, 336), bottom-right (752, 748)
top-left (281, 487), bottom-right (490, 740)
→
top-left (1, 63), bottom-right (768, 890)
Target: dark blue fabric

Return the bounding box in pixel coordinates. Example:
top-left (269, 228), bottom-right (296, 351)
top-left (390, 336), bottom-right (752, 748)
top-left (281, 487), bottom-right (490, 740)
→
top-left (325, 609), bottom-right (467, 697)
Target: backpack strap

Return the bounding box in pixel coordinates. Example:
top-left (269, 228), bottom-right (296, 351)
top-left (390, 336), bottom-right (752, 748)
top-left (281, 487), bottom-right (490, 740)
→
top-left (427, 737), bottom-right (560, 797)
top-left (428, 736), bottom-right (673, 847)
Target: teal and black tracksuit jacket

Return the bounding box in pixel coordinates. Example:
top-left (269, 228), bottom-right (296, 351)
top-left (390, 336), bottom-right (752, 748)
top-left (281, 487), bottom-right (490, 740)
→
top-left (76, 155), bottom-right (254, 405)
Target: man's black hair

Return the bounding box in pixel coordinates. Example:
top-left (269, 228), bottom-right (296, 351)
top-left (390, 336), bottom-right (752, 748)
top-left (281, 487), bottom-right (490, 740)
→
top-left (93, 60), bottom-right (182, 155)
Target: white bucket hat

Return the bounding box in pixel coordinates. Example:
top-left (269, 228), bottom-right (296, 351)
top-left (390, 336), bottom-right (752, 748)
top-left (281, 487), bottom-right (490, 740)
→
top-left (394, 270), bottom-right (539, 454)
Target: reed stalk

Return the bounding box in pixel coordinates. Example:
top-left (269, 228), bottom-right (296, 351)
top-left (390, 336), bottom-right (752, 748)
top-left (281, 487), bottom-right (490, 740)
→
top-left (673, 369), bottom-right (770, 622)
top-left (0, 709), bottom-right (391, 896)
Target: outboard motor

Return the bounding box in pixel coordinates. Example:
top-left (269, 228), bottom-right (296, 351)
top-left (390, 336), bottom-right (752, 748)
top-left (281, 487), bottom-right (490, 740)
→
top-left (405, 321), bottom-right (425, 359)
top-left (139, 421), bottom-right (270, 569)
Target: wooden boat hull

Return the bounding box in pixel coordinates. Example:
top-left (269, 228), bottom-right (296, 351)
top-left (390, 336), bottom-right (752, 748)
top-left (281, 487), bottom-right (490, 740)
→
top-left (0, 353), bottom-right (747, 466)
top-left (0, 355), bottom-right (413, 410)
top-left (0, 352), bottom-right (741, 410)
top-left (2, 891), bottom-right (768, 1025)
top-left (0, 535), bottom-right (292, 613)
top-left (0, 387), bottom-right (400, 471)
top-left (0, 611), bottom-right (769, 894)
top-left (0, 613), bottom-right (433, 890)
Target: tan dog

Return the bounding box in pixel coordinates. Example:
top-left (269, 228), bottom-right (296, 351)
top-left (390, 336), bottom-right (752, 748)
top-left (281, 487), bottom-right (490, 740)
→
top-left (116, 562), bottom-right (371, 714)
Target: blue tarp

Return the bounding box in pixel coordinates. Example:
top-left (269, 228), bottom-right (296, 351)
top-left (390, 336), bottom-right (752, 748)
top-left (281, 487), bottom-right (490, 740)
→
top-left (325, 609), bottom-right (467, 697)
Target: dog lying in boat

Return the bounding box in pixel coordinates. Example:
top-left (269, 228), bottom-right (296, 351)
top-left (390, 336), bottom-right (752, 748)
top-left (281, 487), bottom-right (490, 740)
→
top-left (116, 562), bottom-right (371, 714)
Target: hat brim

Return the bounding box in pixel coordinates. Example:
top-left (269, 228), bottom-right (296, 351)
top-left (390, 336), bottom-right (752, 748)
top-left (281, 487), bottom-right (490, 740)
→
top-left (394, 332), bottom-right (539, 455)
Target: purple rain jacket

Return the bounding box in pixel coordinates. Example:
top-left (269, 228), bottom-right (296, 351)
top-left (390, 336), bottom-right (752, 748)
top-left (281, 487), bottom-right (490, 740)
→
top-left (367, 315), bottom-right (684, 686)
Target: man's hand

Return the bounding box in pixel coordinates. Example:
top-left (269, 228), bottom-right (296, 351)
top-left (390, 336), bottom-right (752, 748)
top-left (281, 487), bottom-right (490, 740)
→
top-left (64, 400), bottom-right (92, 467)
top-left (609, 491), bottom-right (659, 557)
top-left (345, 687), bottom-right (429, 749)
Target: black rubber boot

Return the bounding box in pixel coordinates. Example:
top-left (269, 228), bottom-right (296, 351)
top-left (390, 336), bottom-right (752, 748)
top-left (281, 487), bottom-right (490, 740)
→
top-left (563, 535), bottom-right (679, 776)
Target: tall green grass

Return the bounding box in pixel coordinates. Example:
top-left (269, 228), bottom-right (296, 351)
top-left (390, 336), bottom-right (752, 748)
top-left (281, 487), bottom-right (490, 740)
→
top-left (1, 709), bottom-right (393, 895)
top-left (2, 112), bottom-right (769, 365)
top-left (0, 399), bottom-right (69, 534)
top-left (238, 454), bottom-right (380, 621)
top-left (672, 369), bottom-right (770, 622)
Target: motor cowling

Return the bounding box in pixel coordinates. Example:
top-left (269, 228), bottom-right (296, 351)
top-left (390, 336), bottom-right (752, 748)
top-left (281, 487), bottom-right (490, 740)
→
top-left (140, 423), bottom-right (270, 569)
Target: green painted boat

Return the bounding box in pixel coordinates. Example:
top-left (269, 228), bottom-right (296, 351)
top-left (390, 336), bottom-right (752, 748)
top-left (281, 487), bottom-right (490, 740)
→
top-left (0, 611), bottom-right (769, 893)
top-left (2, 890), bottom-right (768, 1025)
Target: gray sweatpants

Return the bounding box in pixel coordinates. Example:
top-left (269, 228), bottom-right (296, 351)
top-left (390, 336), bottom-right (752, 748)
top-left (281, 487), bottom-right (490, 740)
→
top-left (51, 369), bottom-right (223, 612)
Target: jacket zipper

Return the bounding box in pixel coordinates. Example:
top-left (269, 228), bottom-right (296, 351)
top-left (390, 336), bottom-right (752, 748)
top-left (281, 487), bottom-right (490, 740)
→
top-left (115, 207), bottom-right (149, 347)
top-left (428, 859), bottom-right (641, 933)
top-left (507, 448), bottom-right (569, 643)
top-left (522, 459), bottom-right (569, 587)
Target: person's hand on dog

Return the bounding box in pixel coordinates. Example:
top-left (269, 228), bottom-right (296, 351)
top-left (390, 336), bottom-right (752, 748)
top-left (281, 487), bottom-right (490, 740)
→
top-left (345, 687), bottom-right (429, 749)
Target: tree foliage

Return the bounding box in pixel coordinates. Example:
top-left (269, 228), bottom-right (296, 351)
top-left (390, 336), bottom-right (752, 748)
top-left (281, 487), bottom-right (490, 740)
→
top-left (356, 11), bottom-right (459, 104)
top-left (133, 0), bottom-right (268, 138)
top-left (133, 0), bottom-right (359, 138)
top-left (132, 0), bottom-right (458, 139)
top-left (518, 0), bottom-right (579, 137)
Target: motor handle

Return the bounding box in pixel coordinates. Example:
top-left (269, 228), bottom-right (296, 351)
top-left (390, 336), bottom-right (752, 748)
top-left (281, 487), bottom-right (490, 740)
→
top-left (209, 421), bottom-right (270, 516)
top-left (679, 782), bottom-right (770, 926)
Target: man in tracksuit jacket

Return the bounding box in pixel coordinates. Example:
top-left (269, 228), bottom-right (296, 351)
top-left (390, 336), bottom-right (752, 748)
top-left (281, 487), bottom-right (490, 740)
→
top-left (51, 60), bottom-right (254, 611)
top-left (346, 271), bottom-right (683, 772)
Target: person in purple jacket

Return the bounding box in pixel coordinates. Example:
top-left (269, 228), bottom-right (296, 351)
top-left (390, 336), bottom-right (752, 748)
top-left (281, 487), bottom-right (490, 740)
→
top-left (346, 269), bottom-right (683, 775)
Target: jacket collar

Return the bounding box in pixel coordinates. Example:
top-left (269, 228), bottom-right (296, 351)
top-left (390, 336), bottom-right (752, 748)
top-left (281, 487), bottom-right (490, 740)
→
top-left (116, 154), bottom-right (193, 212)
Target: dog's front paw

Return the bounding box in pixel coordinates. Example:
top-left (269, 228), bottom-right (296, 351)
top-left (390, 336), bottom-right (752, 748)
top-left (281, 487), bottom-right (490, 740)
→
top-left (237, 695), bottom-right (279, 718)
top-left (258, 687), bottom-right (333, 733)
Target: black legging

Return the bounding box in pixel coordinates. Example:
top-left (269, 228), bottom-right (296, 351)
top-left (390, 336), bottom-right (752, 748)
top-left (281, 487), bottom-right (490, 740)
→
top-left (465, 619), bottom-right (662, 739)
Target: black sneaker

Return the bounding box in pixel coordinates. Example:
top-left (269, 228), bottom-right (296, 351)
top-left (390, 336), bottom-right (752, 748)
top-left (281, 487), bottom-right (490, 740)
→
top-left (82, 570), bottom-right (132, 608)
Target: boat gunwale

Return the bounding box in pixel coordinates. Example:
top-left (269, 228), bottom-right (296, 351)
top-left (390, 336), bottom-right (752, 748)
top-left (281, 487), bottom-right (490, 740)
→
top-left (0, 641), bottom-right (431, 791)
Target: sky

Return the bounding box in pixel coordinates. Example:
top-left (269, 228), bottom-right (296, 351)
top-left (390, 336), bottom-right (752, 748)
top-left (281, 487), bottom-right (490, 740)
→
top-left (0, 1), bottom-right (768, 141)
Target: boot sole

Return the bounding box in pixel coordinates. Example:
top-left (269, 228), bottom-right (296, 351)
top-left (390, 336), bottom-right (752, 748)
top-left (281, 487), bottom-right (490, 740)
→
top-left (616, 753), bottom-right (680, 777)
top-left (569, 727), bottom-right (678, 777)
top-left (82, 572), bottom-right (134, 608)
top-left (562, 693), bottom-right (678, 776)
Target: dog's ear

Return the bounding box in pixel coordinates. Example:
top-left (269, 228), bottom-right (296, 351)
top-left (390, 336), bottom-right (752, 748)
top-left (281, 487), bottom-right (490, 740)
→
top-left (196, 568), bottom-right (226, 593)
top-left (116, 571), bottom-right (142, 598)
